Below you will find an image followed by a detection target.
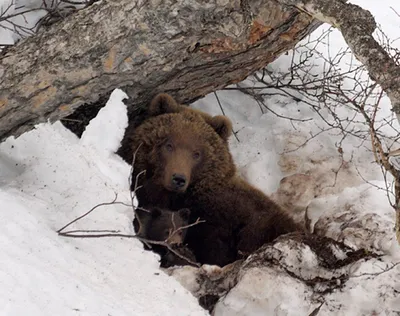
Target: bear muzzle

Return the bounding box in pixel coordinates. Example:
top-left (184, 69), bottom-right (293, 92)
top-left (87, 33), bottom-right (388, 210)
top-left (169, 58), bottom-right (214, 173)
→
top-left (170, 173), bottom-right (188, 192)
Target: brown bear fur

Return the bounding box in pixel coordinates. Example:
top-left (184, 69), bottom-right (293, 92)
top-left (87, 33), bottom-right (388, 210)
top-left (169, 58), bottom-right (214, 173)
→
top-left (135, 207), bottom-right (191, 245)
top-left (134, 207), bottom-right (196, 267)
top-left (129, 93), bottom-right (302, 267)
top-left (117, 93), bottom-right (232, 163)
top-left (159, 244), bottom-right (197, 268)
top-left (147, 93), bottom-right (233, 143)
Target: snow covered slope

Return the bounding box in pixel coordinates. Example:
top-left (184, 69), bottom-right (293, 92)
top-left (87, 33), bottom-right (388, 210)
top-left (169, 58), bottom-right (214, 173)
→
top-left (0, 90), bottom-right (208, 316)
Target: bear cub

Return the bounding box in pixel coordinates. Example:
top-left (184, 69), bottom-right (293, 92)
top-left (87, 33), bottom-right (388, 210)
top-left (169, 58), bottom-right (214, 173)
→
top-left (134, 207), bottom-right (196, 267)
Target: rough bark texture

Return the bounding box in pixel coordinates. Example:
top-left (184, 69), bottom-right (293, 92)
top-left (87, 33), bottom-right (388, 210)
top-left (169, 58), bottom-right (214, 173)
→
top-left (0, 0), bottom-right (321, 141)
top-left (277, 0), bottom-right (400, 244)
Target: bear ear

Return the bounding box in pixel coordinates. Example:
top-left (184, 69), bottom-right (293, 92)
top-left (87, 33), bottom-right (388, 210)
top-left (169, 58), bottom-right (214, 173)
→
top-left (178, 208), bottom-right (191, 221)
top-left (148, 93), bottom-right (180, 116)
top-left (209, 115), bottom-right (232, 141)
top-left (149, 207), bottom-right (162, 218)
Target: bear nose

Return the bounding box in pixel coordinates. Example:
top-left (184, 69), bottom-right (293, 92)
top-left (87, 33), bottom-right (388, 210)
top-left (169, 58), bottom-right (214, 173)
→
top-left (171, 174), bottom-right (187, 189)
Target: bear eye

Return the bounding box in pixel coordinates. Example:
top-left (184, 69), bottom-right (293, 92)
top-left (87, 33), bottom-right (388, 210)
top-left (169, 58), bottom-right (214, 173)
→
top-left (165, 143), bottom-right (173, 152)
top-left (193, 152), bottom-right (201, 160)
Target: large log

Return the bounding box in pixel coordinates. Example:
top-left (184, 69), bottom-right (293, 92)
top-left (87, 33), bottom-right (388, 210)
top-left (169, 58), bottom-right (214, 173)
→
top-left (0, 0), bottom-right (321, 141)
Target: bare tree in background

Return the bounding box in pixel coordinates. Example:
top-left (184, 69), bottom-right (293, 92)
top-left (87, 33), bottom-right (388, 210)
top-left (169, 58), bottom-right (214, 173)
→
top-left (227, 24), bottom-right (400, 241)
top-left (0, 0), bottom-right (96, 44)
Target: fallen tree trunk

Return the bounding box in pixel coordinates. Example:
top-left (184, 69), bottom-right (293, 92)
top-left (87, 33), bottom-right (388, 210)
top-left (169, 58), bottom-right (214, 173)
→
top-left (0, 0), bottom-right (321, 141)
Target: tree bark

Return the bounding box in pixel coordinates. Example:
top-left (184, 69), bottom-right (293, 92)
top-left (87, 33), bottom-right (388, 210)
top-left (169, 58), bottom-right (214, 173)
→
top-left (0, 0), bottom-right (321, 141)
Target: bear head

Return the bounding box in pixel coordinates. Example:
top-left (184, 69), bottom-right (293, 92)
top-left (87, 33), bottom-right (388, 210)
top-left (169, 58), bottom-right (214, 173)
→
top-left (148, 93), bottom-right (233, 143)
top-left (130, 94), bottom-right (236, 193)
top-left (135, 207), bottom-right (191, 244)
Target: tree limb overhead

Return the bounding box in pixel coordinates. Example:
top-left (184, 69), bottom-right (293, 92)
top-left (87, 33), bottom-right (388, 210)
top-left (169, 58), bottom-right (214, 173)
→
top-left (0, 0), bottom-right (321, 141)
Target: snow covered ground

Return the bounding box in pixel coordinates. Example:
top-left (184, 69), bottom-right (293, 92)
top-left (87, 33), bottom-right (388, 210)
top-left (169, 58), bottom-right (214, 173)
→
top-left (1, 0), bottom-right (400, 315)
top-left (0, 89), bottom-right (208, 315)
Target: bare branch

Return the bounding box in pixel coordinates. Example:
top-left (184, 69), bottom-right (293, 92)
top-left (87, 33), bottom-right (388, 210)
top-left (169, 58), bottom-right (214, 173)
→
top-left (0, 0), bottom-right (99, 48)
top-left (58, 230), bottom-right (201, 267)
top-left (56, 144), bottom-right (203, 268)
top-left (390, 7), bottom-right (400, 19)
top-left (277, 0), bottom-right (400, 122)
top-left (56, 193), bottom-right (118, 233)
top-left (166, 217), bottom-right (205, 244)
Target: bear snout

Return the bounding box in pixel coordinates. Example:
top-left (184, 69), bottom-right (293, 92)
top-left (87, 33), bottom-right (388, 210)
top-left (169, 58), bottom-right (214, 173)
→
top-left (171, 173), bottom-right (187, 191)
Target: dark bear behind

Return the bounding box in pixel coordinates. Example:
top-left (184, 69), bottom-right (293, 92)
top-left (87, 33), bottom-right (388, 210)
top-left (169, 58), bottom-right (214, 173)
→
top-left (134, 207), bottom-right (197, 267)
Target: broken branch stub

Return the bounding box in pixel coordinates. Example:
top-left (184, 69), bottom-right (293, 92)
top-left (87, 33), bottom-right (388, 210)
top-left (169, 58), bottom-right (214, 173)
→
top-left (0, 0), bottom-right (321, 141)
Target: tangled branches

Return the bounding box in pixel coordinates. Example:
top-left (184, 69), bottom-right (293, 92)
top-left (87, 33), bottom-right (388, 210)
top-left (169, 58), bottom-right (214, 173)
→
top-left (56, 193), bottom-right (202, 267)
top-left (0, 0), bottom-right (98, 48)
top-left (57, 143), bottom-right (203, 268)
top-left (226, 26), bottom-right (400, 240)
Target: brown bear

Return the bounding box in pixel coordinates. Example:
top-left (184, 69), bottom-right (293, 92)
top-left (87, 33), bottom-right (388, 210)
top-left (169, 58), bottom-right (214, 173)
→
top-left (117, 93), bottom-right (232, 164)
top-left (147, 93), bottom-right (233, 144)
top-left (128, 93), bottom-right (302, 267)
top-left (134, 207), bottom-right (196, 267)
top-left (135, 207), bottom-right (191, 244)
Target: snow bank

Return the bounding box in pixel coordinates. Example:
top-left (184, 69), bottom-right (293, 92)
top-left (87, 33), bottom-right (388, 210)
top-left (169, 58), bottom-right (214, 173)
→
top-left (170, 229), bottom-right (400, 316)
top-left (213, 233), bottom-right (400, 316)
top-left (0, 90), bottom-right (207, 316)
top-left (307, 182), bottom-right (397, 255)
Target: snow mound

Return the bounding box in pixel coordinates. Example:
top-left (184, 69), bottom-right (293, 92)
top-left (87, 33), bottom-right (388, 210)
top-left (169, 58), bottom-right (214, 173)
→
top-left (0, 90), bottom-right (207, 316)
top-left (306, 183), bottom-right (397, 255)
top-left (169, 233), bottom-right (400, 316)
top-left (80, 89), bottom-right (129, 156)
top-left (215, 265), bottom-right (312, 316)
top-left (217, 234), bottom-right (400, 316)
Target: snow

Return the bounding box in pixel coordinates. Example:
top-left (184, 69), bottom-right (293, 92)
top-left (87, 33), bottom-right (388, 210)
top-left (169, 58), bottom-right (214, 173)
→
top-left (1, 0), bottom-right (400, 315)
top-left (307, 182), bottom-right (397, 255)
top-left (211, 237), bottom-right (400, 316)
top-left (80, 89), bottom-right (129, 157)
top-left (214, 266), bottom-right (312, 316)
top-left (191, 2), bottom-right (400, 315)
top-left (0, 90), bottom-right (208, 316)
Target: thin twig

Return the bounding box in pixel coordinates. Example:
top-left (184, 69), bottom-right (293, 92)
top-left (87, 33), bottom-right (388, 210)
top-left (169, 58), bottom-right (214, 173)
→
top-left (58, 230), bottom-right (201, 267)
top-left (56, 193), bottom-right (118, 233)
top-left (166, 217), bottom-right (205, 243)
top-left (390, 6), bottom-right (400, 18)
